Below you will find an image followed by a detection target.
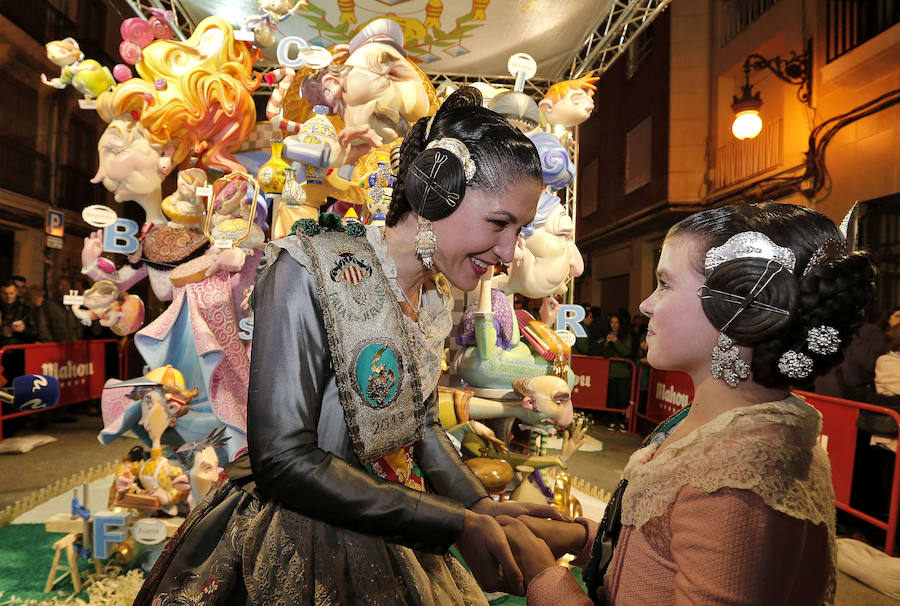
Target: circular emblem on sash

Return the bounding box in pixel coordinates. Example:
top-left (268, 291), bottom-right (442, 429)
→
top-left (353, 342), bottom-right (404, 408)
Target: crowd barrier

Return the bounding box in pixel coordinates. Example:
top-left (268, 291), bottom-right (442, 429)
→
top-left (570, 355), bottom-right (637, 428)
top-left (0, 339), bottom-right (127, 441)
top-left (796, 390), bottom-right (900, 556)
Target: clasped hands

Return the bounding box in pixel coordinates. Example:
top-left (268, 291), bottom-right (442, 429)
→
top-left (458, 498), bottom-right (589, 596)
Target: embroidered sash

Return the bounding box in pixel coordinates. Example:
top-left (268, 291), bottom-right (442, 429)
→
top-left (266, 230), bottom-right (425, 464)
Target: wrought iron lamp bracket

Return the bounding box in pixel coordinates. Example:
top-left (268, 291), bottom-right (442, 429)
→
top-left (742, 39), bottom-right (812, 105)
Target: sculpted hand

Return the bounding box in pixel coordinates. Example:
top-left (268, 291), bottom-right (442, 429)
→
top-left (471, 497), bottom-right (571, 522)
top-left (82, 230), bottom-right (104, 270)
top-left (337, 125), bottom-right (383, 166)
top-left (539, 297), bottom-right (561, 326)
top-left (516, 515), bottom-right (588, 560)
top-left (496, 516), bottom-right (558, 586)
top-left (205, 247), bottom-right (247, 277)
top-left (561, 417), bottom-right (588, 462)
top-left (457, 509), bottom-right (524, 595)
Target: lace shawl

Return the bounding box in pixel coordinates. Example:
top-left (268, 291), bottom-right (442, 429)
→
top-left (366, 226), bottom-right (453, 395)
top-left (621, 395), bottom-right (836, 602)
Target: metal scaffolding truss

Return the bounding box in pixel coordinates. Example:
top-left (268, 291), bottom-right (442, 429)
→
top-left (563, 0), bottom-right (671, 81)
top-left (427, 73), bottom-right (553, 103)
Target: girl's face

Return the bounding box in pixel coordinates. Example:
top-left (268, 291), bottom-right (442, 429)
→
top-left (430, 180), bottom-right (540, 292)
top-left (639, 235), bottom-right (719, 378)
top-left (610, 316), bottom-right (620, 332)
top-left (890, 310), bottom-right (900, 328)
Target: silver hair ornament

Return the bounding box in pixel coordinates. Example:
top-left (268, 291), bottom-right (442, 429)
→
top-left (778, 350), bottom-right (814, 380)
top-left (426, 137), bottom-right (476, 183)
top-left (711, 334), bottom-right (750, 388)
top-left (705, 232), bottom-right (796, 276)
top-left (807, 325), bottom-right (841, 356)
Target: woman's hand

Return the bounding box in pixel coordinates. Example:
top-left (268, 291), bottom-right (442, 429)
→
top-left (496, 515), bottom-right (558, 586)
top-left (457, 509), bottom-right (524, 595)
top-left (516, 515), bottom-right (588, 560)
top-left (471, 497), bottom-right (571, 522)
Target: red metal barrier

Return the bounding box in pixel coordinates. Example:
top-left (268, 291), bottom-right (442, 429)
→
top-left (0, 339), bottom-right (127, 441)
top-left (637, 367), bottom-right (694, 427)
top-left (796, 390), bottom-right (900, 555)
top-left (570, 355), bottom-right (637, 430)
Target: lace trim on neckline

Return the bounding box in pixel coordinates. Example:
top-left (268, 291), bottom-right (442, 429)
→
top-left (621, 395), bottom-right (836, 603)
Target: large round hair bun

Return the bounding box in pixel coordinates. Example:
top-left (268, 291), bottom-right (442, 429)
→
top-left (404, 147), bottom-right (467, 221)
top-left (701, 258), bottom-right (798, 343)
top-left (439, 86), bottom-right (483, 114)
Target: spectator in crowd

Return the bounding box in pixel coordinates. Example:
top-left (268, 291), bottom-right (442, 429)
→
top-left (878, 305), bottom-right (900, 333)
top-left (0, 278), bottom-right (35, 345)
top-left (874, 324), bottom-right (900, 396)
top-left (35, 278), bottom-right (83, 342)
top-left (573, 305), bottom-right (602, 355)
top-left (10, 275), bottom-right (26, 296)
top-left (814, 310), bottom-right (887, 400)
top-left (593, 311), bottom-right (633, 429)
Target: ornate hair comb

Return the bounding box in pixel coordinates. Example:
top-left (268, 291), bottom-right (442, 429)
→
top-left (704, 231), bottom-right (796, 275)
top-left (801, 238), bottom-right (847, 277)
top-left (426, 137), bottom-right (476, 183)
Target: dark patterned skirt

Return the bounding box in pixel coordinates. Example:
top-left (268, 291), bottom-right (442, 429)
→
top-left (135, 479), bottom-right (488, 605)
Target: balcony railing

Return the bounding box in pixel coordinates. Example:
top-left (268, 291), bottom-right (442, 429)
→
top-left (827, 0), bottom-right (900, 63)
top-left (713, 117), bottom-right (783, 190)
top-left (720, 0), bottom-right (781, 46)
top-left (0, 136), bottom-right (51, 201)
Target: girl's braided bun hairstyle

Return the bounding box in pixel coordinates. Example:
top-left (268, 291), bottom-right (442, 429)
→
top-left (385, 86), bottom-right (541, 226)
top-left (668, 202), bottom-right (876, 388)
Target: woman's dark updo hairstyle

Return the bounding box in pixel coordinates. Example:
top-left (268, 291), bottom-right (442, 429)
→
top-left (668, 202), bottom-right (876, 388)
top-left (385, 86), bottom-right (542, 226)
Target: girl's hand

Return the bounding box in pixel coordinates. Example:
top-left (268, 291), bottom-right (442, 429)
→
top-left (516, 515), bottom-right (588, 560)
top-left (471, 497), bottom-right (571, 522)
top-left (496, 515), bottom-right (558, 586)
top-left (457, 510), bottom-right (524, 595)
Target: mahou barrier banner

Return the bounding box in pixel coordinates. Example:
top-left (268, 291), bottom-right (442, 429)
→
top-left (570, 355), bottom-right (610, 411)
top-left (22, 341), bottom-right (108, 406)
top-left (645, 368), bottom-right (694, 424)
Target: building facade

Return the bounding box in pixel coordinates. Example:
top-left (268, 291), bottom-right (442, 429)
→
top-left (575, 0), bottom-right (900, 317)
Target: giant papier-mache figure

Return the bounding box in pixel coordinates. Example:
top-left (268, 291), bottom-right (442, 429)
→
top-left (84, 17), bottom-right (261, 459)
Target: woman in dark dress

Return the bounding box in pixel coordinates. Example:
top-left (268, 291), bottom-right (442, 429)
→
top-left (135, 88), bottom-right (563, 605)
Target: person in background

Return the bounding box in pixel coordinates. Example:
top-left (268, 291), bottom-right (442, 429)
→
top-left (874, 324), bottom-right (900, 396)
top-left (573, 305), bottom-right (602, 355)
top-left (38, 278), bottom-right (83, 342)
top-left (878, 305), bottom-right (900, 334)
top-left (814, 315), bottom-right (885, 401)
top-left (593, 311), bottom-right (633, 429)
top-left (0, 279), bottom-right (35, 345)
top-left (10, 275), bottom-right (26, 297)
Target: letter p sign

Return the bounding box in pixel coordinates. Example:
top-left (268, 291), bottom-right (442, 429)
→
top-left (103, 219), bottom-right (140, 255)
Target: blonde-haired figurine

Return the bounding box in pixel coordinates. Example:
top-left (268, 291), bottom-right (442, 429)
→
top-left (83, 17), bottom-right (262, 460)
top-left (41, 38), bottom-right (115, 99)
top-left (539, 71), bottom-right (599, 128)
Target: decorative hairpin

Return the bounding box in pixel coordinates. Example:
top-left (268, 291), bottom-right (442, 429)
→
top-left (704, 232), bottom-right (796, 275)
top-left (409, 152), bottom-right (462, 209)
top-left (801, 238), bottom-right (847, 278)
top-left (778, 350), bottom-right (814, 380)
top-left (807, 325), bottom-right (841, 356)
top-left (426, 137), bottom-right (476, 183)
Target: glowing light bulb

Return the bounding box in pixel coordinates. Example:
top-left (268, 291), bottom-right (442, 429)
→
top-left (732, 110), bottom-right (762, 140)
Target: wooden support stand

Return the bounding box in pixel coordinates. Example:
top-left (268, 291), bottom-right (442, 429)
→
top-left (44, 532), bottom-right (81, 594)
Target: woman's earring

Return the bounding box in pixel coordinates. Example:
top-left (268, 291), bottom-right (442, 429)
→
top-left (710, 333), bottom-right (750, 388)
top-left (415, 215), bottom-right (437, 269)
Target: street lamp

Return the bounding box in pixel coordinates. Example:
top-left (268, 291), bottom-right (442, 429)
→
top-left (731, 40), bottom-right (812, 140)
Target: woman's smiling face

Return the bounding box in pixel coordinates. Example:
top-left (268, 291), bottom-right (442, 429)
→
top-left (429, 181), bottom-right (540, 292)
top-left (639, 235), bottom-right (719, 377)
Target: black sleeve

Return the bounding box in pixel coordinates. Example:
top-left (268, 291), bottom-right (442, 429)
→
top-left (247, 251), bottom-right (468, 553)
top-left (415, 389), bottom-right (489, 508)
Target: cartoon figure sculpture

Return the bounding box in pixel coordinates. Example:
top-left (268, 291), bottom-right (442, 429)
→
top-left (109, 366), bottom-right (198, 516)
top-left (175, 427), bottom-right (229, 508)
top-left (281, 18), bottom-right (434, 167)
top-left (161, 168), bottom-right (207, 228)
top-left (71, 280), bottom-right (145, 336)
top-left (539, 71), bottom-right (599, 129)
top-left (83, 17), bottom-right (261, 459)
top-left (41, 38), bottom-right (115, 99)
top-left (272, 106), bottom-right (368, 239)
top-left (208, 175), bottom-right (266, 250)
top-left (358, 148), bottom-right (395, 226)
top-left (244, 0), bottom-right (308, 47)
